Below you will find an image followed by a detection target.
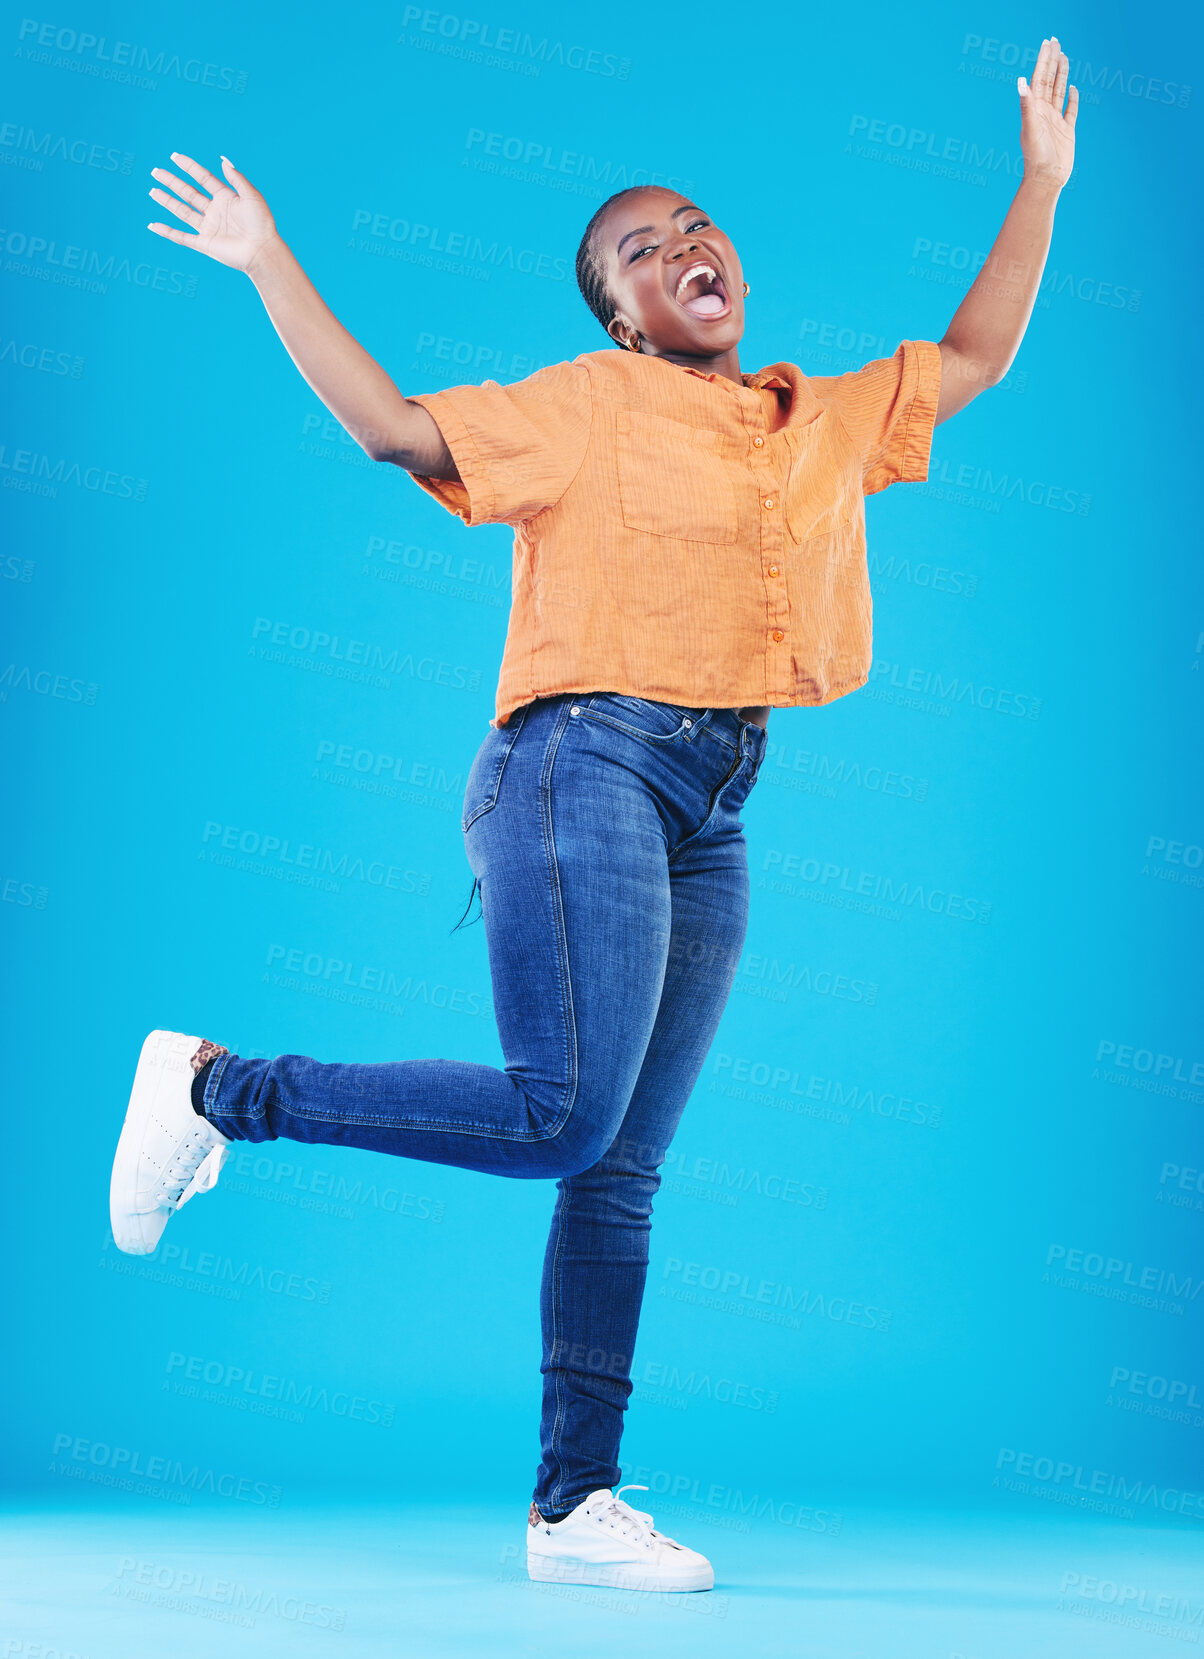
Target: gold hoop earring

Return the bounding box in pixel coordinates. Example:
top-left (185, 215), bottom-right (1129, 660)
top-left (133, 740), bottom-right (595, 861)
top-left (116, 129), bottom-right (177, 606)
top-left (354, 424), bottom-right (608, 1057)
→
top-left (742, 281), bottom-right (750, 296)
top-left (626, 334), bottom-right (641, 352)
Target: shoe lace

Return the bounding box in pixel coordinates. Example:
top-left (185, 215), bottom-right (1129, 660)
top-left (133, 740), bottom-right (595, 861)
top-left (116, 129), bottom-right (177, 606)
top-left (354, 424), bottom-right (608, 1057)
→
top-left (588, 1485), bottom-right (661, 1548)
top-left (155, 1128), bottom-right (227, 1210)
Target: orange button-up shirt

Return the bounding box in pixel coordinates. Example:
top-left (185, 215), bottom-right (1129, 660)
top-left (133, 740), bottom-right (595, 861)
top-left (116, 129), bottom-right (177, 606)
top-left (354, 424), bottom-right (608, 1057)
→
top-left (407, 340), bottom-right (942, 727)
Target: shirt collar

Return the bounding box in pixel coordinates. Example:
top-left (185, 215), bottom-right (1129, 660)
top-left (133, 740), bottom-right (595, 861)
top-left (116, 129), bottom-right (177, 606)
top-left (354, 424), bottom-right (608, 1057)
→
top-left (665, 362), bottom-right (786, 386)
top-left (681, 359), bottom-right (823, 424)
top-left (618, 351), bottom-right (824, 426)
top-left (744, 370), bottom-right (791, 391)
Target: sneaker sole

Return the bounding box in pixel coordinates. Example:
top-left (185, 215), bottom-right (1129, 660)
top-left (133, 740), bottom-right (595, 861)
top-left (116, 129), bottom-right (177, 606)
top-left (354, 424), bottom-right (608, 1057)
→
top-left (109, 1029), bottom-right (205, 1257)
top-left (527, 1552), bottom-right (713, 1592)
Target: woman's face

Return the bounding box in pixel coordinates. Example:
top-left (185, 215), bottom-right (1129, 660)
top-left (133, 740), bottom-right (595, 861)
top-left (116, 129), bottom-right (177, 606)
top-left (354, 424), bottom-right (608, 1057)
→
top-left (599, 189), bottom-right (745, 359)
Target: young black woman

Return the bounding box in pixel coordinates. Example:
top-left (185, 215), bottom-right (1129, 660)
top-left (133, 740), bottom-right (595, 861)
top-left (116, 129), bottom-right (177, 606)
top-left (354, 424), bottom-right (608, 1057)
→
top-left (111, 38), bottom-right (1077, 1592)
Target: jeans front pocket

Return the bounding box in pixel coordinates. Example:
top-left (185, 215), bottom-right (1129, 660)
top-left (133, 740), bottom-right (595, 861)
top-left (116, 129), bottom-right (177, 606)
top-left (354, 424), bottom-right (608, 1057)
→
top-left (571, 693), bottom-right (708, 745)
top-left (461, 703), bottom-right (529, 832)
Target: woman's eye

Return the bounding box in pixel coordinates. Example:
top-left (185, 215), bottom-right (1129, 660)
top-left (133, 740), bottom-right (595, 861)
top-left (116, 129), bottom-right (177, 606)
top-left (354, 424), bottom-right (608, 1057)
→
top-left (630, 221), bottom-right (710, 262)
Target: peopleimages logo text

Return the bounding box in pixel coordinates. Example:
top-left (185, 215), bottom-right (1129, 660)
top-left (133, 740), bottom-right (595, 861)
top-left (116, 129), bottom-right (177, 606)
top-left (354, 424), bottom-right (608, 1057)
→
top-left (0, 225), bottom-right (196, 295)
top-left (349, 210), bottom-right (568, 280)
top-left (1045, 1244), bottom-right (1204, 1303)
top-left (50, 1432), bottom-right (280, 1504)
top-left (995, 1448), bottom-right (1204, 1520)
top-left (15, 18), bottom-right (248, 90)
top-left (250, 617), bottom-right (482, 692)
top-left (465, 128), bottom-right (690, 193)
top-left (165, 1352), bottom-right (395, 1426)
top-left (398, 8), bottom-right (631, 78)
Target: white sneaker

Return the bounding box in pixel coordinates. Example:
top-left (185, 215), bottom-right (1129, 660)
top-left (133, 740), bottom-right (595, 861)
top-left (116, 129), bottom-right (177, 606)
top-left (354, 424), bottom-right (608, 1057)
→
top-left (527, 1485), bottom-right (714, 1592)
top-left (109, 1030), bottom-right (232, 1256)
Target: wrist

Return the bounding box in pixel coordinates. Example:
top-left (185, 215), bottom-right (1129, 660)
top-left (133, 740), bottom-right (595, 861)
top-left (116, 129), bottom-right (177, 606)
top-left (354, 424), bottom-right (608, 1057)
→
top-left (1018, 168), bottom-right (1064, 206)
top-left (244, 232), bottom-right (289, 285)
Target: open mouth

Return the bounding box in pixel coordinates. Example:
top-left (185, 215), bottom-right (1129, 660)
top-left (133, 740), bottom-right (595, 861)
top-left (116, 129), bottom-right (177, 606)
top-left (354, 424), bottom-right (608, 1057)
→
top-left (673, 261), bottom-right (731, 320)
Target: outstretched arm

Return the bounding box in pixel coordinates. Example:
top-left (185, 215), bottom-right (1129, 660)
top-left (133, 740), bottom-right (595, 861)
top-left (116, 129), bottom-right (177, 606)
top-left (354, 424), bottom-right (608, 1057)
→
top-left (935, 36), bottom-right (1078, 424)
top-left (147, 152), bottom-right (460, 478)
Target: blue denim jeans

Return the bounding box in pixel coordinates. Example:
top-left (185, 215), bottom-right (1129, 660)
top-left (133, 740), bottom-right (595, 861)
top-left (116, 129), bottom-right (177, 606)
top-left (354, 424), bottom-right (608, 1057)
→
top-left (199, 692), bottom-right (767, 1517)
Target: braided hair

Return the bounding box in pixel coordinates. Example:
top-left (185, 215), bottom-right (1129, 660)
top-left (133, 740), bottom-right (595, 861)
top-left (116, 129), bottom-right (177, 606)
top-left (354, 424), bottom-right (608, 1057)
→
top-left (575, 185), bottom-right (673, 344)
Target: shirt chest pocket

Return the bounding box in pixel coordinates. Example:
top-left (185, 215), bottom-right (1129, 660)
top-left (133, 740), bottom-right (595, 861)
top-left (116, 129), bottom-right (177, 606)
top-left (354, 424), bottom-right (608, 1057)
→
top-left (615, 409), bottom-right (738, 545)
top-left (782, 411), bottom-right (859, 544)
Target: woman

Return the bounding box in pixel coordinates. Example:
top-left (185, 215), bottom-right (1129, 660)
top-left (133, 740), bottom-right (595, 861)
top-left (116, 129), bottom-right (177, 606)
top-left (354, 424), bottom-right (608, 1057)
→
top-left (110, 40), bottom-right (1077, 1593)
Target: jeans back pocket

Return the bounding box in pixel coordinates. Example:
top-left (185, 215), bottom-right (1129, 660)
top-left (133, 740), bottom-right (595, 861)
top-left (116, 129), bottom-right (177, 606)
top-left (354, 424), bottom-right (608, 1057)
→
top-left (461, 704), bottom-right (529, 832)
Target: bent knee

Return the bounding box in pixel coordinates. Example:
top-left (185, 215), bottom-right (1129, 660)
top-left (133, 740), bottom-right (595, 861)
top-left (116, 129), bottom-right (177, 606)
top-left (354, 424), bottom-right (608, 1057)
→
top-left (539, 1114), bottom-right (624, 1181)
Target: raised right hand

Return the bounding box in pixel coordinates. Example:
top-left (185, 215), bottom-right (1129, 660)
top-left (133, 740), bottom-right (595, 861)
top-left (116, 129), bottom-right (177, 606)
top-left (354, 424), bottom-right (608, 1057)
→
top-left (147, 153), bottom-right (279, 274)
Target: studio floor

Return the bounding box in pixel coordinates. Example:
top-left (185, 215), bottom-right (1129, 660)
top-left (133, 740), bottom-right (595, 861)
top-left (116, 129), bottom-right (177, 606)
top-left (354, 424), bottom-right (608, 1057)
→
top-left (2, 1499), bottom-right (1198, 1657)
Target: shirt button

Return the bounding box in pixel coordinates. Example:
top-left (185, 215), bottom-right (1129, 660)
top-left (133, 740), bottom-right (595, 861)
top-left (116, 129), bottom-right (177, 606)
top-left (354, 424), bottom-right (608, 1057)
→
top-left (768, 565), bottom-right (779, 577)
top-left (772, 629), bottom-right (785, 642)
top-left (763, 497), bottom-right (775, 510)
top-left (752, 436), bottom-right (765, 448)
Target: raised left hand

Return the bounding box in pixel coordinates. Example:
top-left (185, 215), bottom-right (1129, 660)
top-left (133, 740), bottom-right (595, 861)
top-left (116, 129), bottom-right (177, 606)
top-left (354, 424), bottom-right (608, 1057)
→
top-left (1018, 36), bottom-right (1078, 188)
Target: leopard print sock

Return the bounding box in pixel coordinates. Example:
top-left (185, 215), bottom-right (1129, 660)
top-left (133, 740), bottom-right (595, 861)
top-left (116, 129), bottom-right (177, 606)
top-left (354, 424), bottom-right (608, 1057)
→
top-left (189, 1040), bottom-right (230, 1118)
top-left (190, 1039), bottom-right (229, 1075)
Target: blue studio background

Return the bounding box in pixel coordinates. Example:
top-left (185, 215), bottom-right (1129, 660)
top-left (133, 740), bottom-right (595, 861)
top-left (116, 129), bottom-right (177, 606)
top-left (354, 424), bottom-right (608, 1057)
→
top-left (3, 0), bottom-right (1202, 1599)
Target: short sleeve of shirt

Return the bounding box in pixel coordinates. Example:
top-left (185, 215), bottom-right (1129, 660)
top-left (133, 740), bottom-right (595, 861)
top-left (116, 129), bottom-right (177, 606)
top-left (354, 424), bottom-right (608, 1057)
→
top-left (808, 339), bottom-right (942, 497)
top-left (404, 358), bottom-right (593, 527)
